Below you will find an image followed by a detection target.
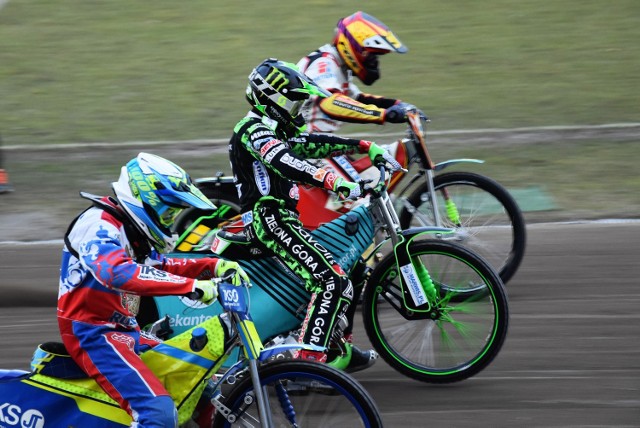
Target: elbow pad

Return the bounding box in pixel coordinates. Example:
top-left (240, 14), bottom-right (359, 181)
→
top-left (318, 93), bottom-right (386, 124)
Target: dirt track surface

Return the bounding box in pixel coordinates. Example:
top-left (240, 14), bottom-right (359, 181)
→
top-left (1, 221), bottom-right (639, 427)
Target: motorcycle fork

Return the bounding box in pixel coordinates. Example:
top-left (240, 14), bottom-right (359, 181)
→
top-left (423, 169), bottom-right (444, 228)
top-left (398, 169), bottom-right (462, 227)
top-left (392, 236), bottom-right (440, 313)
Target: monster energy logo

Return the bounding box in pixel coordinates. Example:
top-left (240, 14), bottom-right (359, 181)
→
top-left (266, 68), bottom-right (289, 91)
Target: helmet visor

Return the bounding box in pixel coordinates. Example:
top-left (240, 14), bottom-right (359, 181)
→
top-left (289, 99), bottom-right (305, 118)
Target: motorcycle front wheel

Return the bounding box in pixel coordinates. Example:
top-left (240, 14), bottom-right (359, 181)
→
top-left (212, 360), bottom-right (383, 428)
top-left (362, 239), bottom-right (509, 384)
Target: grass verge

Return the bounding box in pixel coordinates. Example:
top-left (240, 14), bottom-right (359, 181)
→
top-left (1, 0), bottom-right (639, 145)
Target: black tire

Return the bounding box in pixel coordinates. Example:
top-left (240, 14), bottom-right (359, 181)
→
top-left (362, 240), bottom-right (509, 383)
top-left (398, 171), bottom-right (526, 284)
top-left (212, 360), bottom-right (383, 428)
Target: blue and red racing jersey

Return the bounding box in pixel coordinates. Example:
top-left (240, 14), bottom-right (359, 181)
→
top-left (58, 201), bottom-right (220, 330)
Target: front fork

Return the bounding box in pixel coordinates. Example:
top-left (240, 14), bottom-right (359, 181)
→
top-left (412, 170), bottom-right (461, 227)
top-left (392, 230), bottom-right (452, 313)
top-left (399, 159), bottom-right (485, 227)
top-left (423, 169), bottom-right (444, 227)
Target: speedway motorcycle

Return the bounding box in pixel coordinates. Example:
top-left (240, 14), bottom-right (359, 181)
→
top-left (175, 112), bottom-right (526, 284)
top-left (139, 163), bottom-right (509, 384)
top-left (0, 277), bottom-right (382, 427)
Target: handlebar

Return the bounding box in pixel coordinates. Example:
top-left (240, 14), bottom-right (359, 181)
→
top-left (358, 163), bottom-right (393, 197)
top-left (185, 275), bottom-right (249, 302)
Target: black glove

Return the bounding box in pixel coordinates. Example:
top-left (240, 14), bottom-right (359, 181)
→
top-left (385, 103), bottom-right (408, 123)
top-left (385, 102), bottom-right (428, 123)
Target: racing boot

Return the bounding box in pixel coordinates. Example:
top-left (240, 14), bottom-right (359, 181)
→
top-left (345, 343), bottom-right (378, 373)
top-left (327, 334), bottom-right (378, 373)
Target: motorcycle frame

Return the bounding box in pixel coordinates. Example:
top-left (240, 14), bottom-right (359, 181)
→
top-left (0, 279), bottom-right (324, 427)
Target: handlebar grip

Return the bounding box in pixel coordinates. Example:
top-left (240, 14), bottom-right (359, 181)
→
top-left (222, 269), bottom-right (237, 281)
top-left (186, 290), bottom-right (202, 300)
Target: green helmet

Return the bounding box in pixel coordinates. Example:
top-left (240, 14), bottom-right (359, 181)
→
top-left (246, 58), bottom-right (330, 131)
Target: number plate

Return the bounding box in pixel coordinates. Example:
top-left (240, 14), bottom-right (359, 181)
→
top-left (219, 283), bottom-right (248, 314)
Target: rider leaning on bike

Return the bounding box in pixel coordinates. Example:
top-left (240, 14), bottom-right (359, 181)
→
top-left (229, 58), bottom-right (401, 371)
top-left (296, 11), bottom-right (425, 350)
top-left (296, 10), bottom-right (426, 133)
top-left (58, 153), bottom-right (249, 427)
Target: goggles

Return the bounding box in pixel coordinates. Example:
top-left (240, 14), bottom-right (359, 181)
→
top-left (156, 205), bottom-right (182, 227)
top-left (289, 99), bottom-right (305, 117)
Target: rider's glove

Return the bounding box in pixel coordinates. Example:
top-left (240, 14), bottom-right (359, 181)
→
top-left (359, 140), bottom-right (403, 172)
top-left (215, 259), bottom-right (250, 286)
top-left (193, 279), bottom-right (218, 305)
top-left (334, 177), bottom-right (362, 201)
top-left (323, 172), bottom-right (361, 201)
top-left (385, 102), bottom-right (428, 123)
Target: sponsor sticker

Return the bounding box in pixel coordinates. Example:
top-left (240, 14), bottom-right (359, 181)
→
top-left (324, 172), bottom-right (337, 190)
top-left (280, 153), bottom-right (318, 174)
top-left (399, 264), bottom-right (428, 307)
top-left (0, 404), bottom-right (45, 428)
top-left (242, 211), bottom-right (254, 225)
top-left (333, 155), bottom-right (362, 182)
top-left (289, 185), bottom-right (299, 200)
top-left (313, 168), bottom-right (329, 182)
top-left (137, 266), bottom-right (187, 283)
top-left (253, 161), bottom-right (270, 195)
top-left (259, 139), bottom-right (280, 156)
top-left (264, 144), bottom-right (285, 163)
top-left (251, 130), bottom-right (273, 140)
top-left (210, 236), bottom-right (230, 254)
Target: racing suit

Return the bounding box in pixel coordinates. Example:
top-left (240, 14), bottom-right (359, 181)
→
top-left (229, 112), bottom-right (369, 351)
top-left (296, 44), bottom-right (402, 133)
top-left (58, 196), bottom-right (222, 427)
top-left (297, 44), bottom-right (407, 343)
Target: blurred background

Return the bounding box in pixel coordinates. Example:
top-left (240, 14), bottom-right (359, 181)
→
top-left (1, 0), bottom-right (639, 240)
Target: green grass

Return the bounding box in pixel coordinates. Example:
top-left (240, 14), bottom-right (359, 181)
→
top-left (1, 0), bottom-right (639, 146)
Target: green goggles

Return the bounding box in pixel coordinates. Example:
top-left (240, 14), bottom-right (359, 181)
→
top-left (157, 205), bottom-right (182, 227)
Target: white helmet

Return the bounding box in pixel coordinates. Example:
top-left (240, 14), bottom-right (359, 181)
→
top-left (112, 152), bottom-right (215, 253)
